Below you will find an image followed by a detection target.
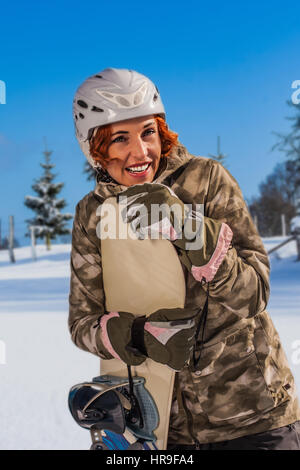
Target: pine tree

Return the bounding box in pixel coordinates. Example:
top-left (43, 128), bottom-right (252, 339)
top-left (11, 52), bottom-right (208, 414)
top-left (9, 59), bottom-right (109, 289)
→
top-left (248, 161), bottom-right (296, 236)
top-left (208, 136), bottom-right (228, 167)
top-left (272, 100), bottom-right (300, 213)
top-left (24, 141), bottom-right (73, 250)
top-left (0, 237), bottom-right (20, 250)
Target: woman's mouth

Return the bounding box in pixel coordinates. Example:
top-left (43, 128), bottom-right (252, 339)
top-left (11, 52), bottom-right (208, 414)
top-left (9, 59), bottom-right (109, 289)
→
top-left (125, 162), bottom-right (151, 177)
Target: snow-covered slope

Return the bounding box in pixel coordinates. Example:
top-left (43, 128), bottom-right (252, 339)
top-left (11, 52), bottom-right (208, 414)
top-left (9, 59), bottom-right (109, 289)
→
top-left (0, 238), bottom-right (299, 449)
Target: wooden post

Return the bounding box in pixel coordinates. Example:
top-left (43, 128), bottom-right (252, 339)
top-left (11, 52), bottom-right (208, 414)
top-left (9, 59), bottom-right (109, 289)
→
top-left (45, 232), bottom-right (51, 251)
top-left (290, 215), bottom-right (300, 261)
top-left (281, 214), bottom-right (286, 237)
top-left (296, 234), bottom-right (300, 261)
top-left (30, 226), bottom-right (37, 260)
top-left (9, 215), bottom-right (15, 263)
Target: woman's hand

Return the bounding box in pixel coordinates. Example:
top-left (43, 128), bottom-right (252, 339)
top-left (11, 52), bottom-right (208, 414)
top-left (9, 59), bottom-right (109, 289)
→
top-left (135, 306), bottom-right (200, 371)
top-left (117, 183), bottom-right (233, 283)
top-left (100, 306), bottom-right (200, 370)
top-left (100, 311), bottom-right (146, 366)
top-left (117, 183), bottom-right (188, 240)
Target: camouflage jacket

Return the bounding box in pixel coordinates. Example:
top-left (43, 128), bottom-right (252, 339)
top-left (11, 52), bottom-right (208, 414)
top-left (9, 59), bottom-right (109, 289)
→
top-left (68, 143), bottom-right (300, 445)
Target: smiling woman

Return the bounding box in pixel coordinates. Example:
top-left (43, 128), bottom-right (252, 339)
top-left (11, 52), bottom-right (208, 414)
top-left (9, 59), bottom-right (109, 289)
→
top-left (69, 67), bottom-right (300, 451)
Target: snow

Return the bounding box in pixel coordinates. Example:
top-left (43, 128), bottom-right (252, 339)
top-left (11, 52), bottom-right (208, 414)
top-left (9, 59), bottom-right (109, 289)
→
top-left (291, 216), bottom-right (300, 232)
top-left (0, 238), bottom-right (299, 449)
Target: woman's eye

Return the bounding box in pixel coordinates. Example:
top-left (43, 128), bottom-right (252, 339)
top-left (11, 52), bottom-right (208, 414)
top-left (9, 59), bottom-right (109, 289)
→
top-left (111, 135), bottom-right (126, 144)
top-left (111, 129), bottom-right (155, 144)
top-left (143, 128), bottom-right (156, 137)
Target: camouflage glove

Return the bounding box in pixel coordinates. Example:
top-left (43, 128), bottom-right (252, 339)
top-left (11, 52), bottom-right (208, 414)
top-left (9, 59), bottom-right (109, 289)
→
top-left (100, 307), bottom-right (199, 370)
top-left (117, 183), bottom-right (188, 241)
top-left (173, 215), bottom-right (233, 283)
top-left (130, 307), bottom-right (200, 371)
top-left (117, 183), bottom-right (233, 283)
top-left (100, 311), bottom-right (146, 366)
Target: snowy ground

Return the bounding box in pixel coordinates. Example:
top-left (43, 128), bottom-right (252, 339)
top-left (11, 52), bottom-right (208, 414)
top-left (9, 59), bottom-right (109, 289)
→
top-left (0, 238), bottom-right (299, 449)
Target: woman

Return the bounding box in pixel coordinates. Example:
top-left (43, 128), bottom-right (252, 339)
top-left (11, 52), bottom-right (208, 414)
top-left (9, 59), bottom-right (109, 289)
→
top-left (69, 67), bottom-right (300, 450)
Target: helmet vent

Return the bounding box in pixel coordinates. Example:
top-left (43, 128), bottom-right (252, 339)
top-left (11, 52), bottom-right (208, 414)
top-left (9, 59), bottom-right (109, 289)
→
top-left (79, 113), bottom-right (85, 119)
top-left (116, 96), bottom-right (130, 107)
top-left (134, 92), bottom-right (142, 105)
top-left (153, 93), bottom-right (158, 102)
top-left (96, 82), bottom-right (148, 109)
top-left (102, 92), bottom-right (114, 98)
top-left (91, 106), bottom-right (104, 112)
top-left (77, 100), bottom-right (88, 108)
top-left (95, 75), bottom-right (103, 78)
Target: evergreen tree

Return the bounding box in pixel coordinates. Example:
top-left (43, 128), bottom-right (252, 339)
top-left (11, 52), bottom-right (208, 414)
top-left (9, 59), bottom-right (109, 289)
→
top-left (208, 136), bottom-right (228, 167)
top-left (272, 100), bottom-right (300, 213)
top-left (0, 237), bottom-right (20, 250)
top-left (249, 161), bottom-right (296, 236)
top-left (24, 142), bottom-right (73, 250)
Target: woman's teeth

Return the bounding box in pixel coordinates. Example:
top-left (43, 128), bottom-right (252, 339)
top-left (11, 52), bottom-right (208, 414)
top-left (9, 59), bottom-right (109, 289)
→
top-left (126, 163), bottom-right (150, 173)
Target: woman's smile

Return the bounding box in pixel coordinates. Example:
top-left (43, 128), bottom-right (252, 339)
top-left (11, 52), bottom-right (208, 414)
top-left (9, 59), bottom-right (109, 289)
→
top-left (125, 161), bottom-right (152, 176)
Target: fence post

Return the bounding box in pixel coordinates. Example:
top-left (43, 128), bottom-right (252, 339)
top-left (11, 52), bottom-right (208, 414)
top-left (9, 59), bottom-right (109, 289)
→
top-left (9, 216), bottom-right (15, 263)
top-left (30, 226), bottom-right (37, 260)
top-left (281, 214), bottom-right (286, 237)
top-left (296, 234), bottom-right (300, 261)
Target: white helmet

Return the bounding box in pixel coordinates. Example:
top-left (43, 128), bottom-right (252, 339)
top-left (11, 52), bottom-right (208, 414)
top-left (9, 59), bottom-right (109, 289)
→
top-left (73, 68), bottom-right (166, 168)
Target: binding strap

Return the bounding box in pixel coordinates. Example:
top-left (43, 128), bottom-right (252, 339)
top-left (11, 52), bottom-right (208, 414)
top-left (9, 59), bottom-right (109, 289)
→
top-left (126, 365), bottom-right (144, 429)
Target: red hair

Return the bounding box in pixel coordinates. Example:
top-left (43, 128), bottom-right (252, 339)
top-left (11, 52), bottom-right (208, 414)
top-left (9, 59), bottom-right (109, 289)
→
top-left (89, 116), bottom-right (178, 169)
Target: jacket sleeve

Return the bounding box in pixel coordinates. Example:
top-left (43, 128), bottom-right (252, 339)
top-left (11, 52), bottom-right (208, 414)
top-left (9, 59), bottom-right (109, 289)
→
top-left (68, 200), bottom-right (114, 359)
top-left (203, 160), bottom-right (270, 318)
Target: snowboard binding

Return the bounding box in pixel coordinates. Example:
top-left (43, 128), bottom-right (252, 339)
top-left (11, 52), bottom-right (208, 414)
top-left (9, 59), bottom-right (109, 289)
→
top-left (68, 367), bottom-right (159, 450)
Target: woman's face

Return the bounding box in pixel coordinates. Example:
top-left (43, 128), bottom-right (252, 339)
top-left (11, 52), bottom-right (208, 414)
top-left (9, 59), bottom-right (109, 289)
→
top-left (105, 115), bottom-right (162, 186)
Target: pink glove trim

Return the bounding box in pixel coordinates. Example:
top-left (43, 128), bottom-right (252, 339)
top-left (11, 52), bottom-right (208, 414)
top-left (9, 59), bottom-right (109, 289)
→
top-left (144, 322), bottom-right (179, 346)
top-left (191, 222), bottom-right (233, 282)
top-left (142, 218), bottom-right (178, 241)
top-left (100, 312), bottom-right (121, 360)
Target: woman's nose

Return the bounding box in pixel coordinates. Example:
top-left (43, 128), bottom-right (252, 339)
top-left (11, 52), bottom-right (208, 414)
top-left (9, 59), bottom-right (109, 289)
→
top-left (128, 137), bottom-right (147, 159)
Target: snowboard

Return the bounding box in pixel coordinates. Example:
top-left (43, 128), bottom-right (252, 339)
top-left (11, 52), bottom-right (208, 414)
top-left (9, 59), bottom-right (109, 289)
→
top-left (99, 195), bottom-right (186, 450)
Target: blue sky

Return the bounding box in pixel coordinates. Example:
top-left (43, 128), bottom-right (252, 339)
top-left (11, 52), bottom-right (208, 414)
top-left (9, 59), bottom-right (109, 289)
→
top-left (0, 0), bottom-right (300, 245)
